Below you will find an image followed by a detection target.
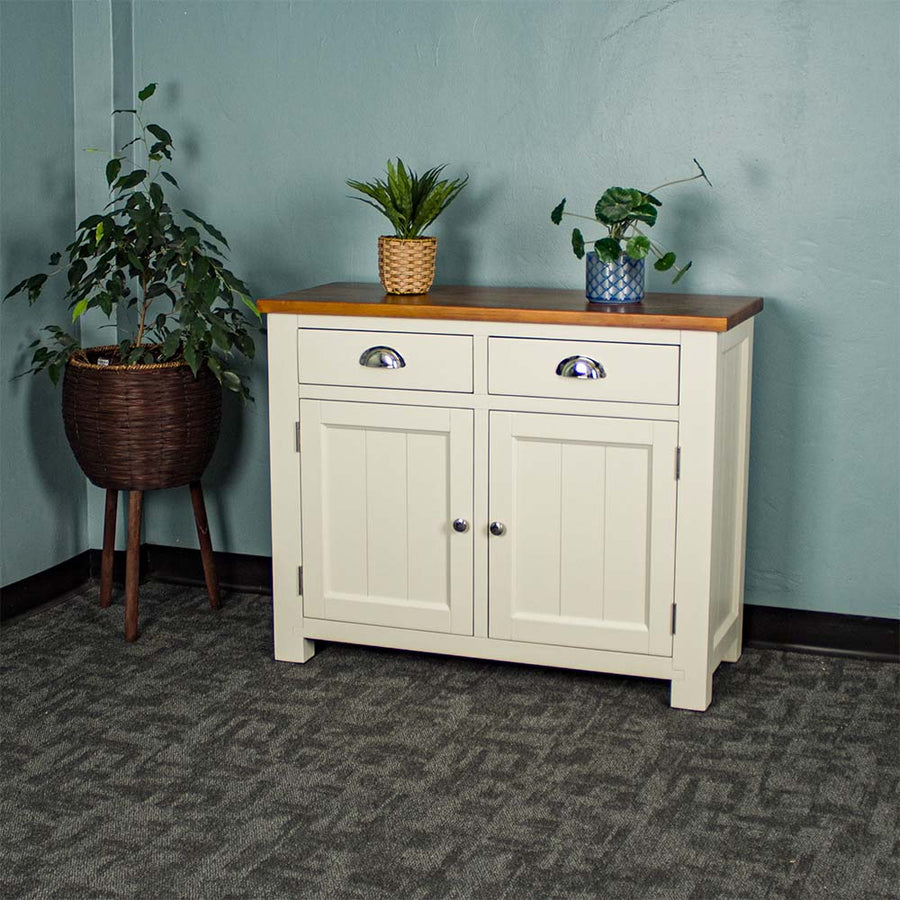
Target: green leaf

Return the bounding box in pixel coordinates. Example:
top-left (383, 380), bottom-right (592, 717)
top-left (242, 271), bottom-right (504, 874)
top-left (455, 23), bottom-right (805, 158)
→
top-left (106, 158), bottom-right (122, 186)
top-left (95, 221), bottom-right (104, 244)
top-left (222, 370), bottom-right (242, 392)
top-left (211, 323), bottom-right (231, 350)
top-left (4, 277), bottom-right (29, 300)
top-left (138, 83), bottom-right (157, 101)
top-left (78, 214), bottom-right (103, 231)
top-left (115, 169), bottom-right (148, 190)
top-left (160, 331), bottom-right (181, 359)
top-left (146, 123), bottom-right (172, 145)
top-left (183, 341), bottom-right (198, 376)
top-left (236, 332), bottom-right (256, 358)
top-left (49, 251), bottom-right (61, 266)
top-left (550, 199), bottom-right (566, 225)
top-left (654, 252), bottom-right (676, 272)
top-left (67, 259), bottom-right (87, 288)
top-left (182, 209), bottom-right (229, 248)
top-left (625, 235), bottom-right (650, 260)
top-left (160, 171), bottom-right (180, 188)
top-left (630, 203), bottom-right (658, 227)
top-left (149, 182), bottom-right (164, 208)
top-left (26, 273), bottom-right (49, 302)
top-left (595, 187), bottom-right (643, 225)
top-left (593, 237), bottom-right (622, 264)
top-left (72, 297), bottom-right (90, 321)
top-left (236, 291), bottom-right (260, 318)
top-left (571, 228), bottom-right (585, 259)
top-left (672, 261), bottom-right (692, 284)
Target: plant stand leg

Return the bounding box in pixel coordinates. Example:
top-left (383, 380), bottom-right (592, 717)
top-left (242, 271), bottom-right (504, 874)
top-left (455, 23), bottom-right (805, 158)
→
top-left (124, 490), bottom-right (143, 642)
top-left (189, 481), bottom-right (220, 610)
top-left (99, 489), bottom-right (117, 608)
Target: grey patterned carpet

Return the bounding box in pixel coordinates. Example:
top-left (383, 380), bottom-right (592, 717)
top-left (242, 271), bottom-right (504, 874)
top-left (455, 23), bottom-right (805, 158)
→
top-left (1, 583), bottom-right (898, 900)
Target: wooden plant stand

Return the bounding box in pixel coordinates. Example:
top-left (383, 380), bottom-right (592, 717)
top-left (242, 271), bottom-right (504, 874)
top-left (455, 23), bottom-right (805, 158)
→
top-left (99, 481), bottom-right (220, 641)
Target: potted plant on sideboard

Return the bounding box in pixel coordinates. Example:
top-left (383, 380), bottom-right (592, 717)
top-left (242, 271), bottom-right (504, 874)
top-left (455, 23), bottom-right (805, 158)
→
top-left (4, 82), bottom-right (260, 641)
top-left (551, 159), bottom-right (711, 303)
top-left (347, 158), bottom-right (468, 295)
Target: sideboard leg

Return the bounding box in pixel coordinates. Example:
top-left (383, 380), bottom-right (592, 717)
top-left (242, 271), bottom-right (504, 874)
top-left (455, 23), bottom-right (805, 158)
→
top-left (124, 490), bottom-right (143, 642)
top-left (99, 488), bottom-right (117, 608)
top-left (189, 481), bottom-right (220, 610)
top-left (669, 668), bottom-right (714, 711)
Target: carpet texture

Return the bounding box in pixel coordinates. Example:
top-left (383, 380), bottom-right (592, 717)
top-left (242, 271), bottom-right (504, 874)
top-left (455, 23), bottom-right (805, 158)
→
top-left (1, 583), bottom-right (898, 899)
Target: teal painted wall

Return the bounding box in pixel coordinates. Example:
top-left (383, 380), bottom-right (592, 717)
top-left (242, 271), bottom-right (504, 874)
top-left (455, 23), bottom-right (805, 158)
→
top-left (1, 2), bottom-right (897, 619)
top-left (0, 1), bottom-right (87, 586)
top-left (127, 0), bottom-right (899, 618)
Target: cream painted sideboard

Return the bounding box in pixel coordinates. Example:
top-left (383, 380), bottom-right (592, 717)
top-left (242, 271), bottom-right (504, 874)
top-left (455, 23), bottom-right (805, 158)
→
top-left (258, 284), bottom-right (763, 711)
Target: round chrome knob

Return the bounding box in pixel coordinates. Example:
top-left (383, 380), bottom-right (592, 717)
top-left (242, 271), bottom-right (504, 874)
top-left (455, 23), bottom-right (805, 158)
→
top-left (452, 518), bottom-right (469, 533)
top-left (489, 521), bottom-right (507, 536)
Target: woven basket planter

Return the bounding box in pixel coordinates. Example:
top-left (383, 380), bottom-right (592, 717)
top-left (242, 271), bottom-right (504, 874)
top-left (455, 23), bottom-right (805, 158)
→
top-left (378, 236), bottom-right (437, 294)
top-left (62, 347), bottom-right (222, 491)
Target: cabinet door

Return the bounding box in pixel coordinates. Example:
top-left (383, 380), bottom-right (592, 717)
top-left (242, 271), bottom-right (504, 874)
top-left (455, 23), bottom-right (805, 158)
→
top-left (300, 400), bottom-right (473, 634)
top-left (489, 412), bottom-right (677, 656)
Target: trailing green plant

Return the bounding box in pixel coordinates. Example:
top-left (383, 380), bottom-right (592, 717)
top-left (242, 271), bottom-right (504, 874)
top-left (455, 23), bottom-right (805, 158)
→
top-left (4, 82), bottom-right (260, 399)
top-left (347, 158), bottom-right (468, 239)
top-left (551, 159), bottom-right (711, 285)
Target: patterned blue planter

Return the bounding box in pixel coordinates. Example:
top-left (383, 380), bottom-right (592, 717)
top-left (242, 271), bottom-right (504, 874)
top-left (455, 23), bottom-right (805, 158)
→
top-left (585, 252), bottom-right (645, 304)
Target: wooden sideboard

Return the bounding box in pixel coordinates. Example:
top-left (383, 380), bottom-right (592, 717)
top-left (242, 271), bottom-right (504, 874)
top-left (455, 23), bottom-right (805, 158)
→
top-left (258, 284), bottom-right (763, 710)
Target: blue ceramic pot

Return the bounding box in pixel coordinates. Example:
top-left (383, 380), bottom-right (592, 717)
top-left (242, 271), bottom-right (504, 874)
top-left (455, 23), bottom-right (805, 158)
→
top-left (585, 252), bottom-right (645, 303)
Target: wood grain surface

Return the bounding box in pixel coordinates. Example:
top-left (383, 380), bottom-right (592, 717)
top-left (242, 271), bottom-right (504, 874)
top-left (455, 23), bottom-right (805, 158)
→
top-left (257, 283), bottom-right (763, 332)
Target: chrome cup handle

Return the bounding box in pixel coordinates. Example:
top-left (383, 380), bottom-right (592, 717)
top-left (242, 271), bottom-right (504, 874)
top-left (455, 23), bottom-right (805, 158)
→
top-left (555, 355), bottom-right (606, 379)
top-left (359, 346), bottom-right (406, 369)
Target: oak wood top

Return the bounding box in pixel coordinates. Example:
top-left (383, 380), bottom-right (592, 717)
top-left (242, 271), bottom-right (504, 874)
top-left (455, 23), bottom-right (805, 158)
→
top-left (257, 283), bottom-right (763, 332)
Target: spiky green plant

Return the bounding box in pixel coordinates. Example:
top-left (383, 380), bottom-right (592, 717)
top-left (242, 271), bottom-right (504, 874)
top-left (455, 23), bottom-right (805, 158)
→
top-left (551, 159), bottom-right (711, 284)
top-left (347, 159), bottom-right (468, 239)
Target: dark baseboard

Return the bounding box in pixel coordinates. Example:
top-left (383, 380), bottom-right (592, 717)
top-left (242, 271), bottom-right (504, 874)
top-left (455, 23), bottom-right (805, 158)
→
top-left (3, 550), bottom-right (897, 662)
top-left (743, 603), bottom-right (898, 662)
top-left (1, 551), bottom-right (93, 622)
top-left (141, 544), bottom-right (273, 594)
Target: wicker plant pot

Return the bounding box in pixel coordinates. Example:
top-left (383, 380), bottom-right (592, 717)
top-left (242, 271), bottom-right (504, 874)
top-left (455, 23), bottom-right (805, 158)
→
top-left (378, 235), bottom-right (437, 294)
top-left (62, 347), bottom-right (222, 491)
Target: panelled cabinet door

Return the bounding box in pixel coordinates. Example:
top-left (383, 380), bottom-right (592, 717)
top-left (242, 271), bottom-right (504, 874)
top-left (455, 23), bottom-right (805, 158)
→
top-left (489, 412), bottom-right (677, 656)
top-left (300, 400), bottom-right (474, 634)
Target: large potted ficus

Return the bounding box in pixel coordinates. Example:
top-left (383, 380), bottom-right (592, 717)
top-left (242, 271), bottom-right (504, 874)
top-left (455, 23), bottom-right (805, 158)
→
top-left (551, 159), bottom-right (712, 303)
top-left (347, 158), bottom-right (468, 294)
top-left (4, 82), bottom-right (260, 639)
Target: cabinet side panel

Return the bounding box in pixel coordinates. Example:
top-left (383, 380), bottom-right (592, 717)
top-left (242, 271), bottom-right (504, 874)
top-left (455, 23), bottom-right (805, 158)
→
top-left (711, 323), bottom-right (754, 661)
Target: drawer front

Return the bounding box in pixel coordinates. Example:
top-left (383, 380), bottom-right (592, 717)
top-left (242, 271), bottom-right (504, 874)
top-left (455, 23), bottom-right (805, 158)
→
top-left (488, 337), bottom-right (680, 405)
top-left (298, 329), bottom-right (473, 393)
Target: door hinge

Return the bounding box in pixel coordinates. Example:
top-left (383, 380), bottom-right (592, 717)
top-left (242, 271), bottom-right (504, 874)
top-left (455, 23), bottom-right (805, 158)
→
top-left (671, 603), bottom-right (677, 634)
top-left (675, 446), bottom-right (681, 481)
top-left (298, 566), bottom-right (303, 595)
top-left (295, 421), bottom-right (301, 452)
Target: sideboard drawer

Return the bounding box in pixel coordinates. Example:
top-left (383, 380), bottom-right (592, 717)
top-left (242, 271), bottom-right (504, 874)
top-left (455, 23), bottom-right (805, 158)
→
top-left (298, 328), bottom-right (473, 393)
top-left (488, 337), bottom-right (680, 405)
